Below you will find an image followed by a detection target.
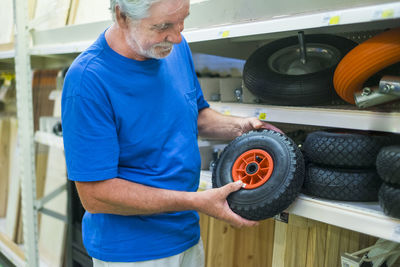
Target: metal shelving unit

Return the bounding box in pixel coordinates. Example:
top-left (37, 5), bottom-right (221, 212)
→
top-left (2, 0), bottom-right (400, 266)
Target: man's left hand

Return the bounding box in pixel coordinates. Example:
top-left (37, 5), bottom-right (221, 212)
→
top-left (238, 117), bottom-right (283, 136)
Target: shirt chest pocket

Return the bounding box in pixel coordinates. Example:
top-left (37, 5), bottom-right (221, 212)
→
top-left (183, 88), bottom-right (199, 135)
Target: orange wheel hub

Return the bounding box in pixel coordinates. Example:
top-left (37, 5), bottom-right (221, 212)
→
top-left (232, 149), bottom-right (274, 189)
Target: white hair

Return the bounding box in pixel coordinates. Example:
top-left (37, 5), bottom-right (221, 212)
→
top-left (110, 0), bottom-right (162, 21)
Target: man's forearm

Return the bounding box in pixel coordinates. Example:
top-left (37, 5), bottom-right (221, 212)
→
top-left (197, 107), bottom-right (283, 139)
top-left (76, 178), bottom-right (198, 216)
top-left (197, 108), bottom-right (244, 140)
top-left (76, 177), bottom-right (258, 227)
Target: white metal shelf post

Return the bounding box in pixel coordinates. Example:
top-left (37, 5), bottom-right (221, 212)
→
top-left (13, 0), bottom-right (39, 266)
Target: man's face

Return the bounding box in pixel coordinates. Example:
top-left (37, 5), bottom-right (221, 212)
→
top-left (125, 0), bottom-right (190, 60)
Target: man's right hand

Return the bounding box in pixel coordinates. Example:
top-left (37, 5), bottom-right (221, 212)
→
top-left (194, 180), bottom-right (259, 228)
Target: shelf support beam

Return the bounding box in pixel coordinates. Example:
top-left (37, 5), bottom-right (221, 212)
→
top-left (13, 0), bottom-right (39, 266)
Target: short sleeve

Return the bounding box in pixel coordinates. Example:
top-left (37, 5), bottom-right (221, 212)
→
top-left (180, 36), bottom-right (209, 111)
top-left (194, 75), bottom-right (209, 111)
top-left (62, 95), bottom-right (119, 181)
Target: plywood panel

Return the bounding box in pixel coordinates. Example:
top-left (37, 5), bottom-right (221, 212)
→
top-left (29, 0), bottom-right (37, 20)
top-left (35, 144), bottom-right (48, 201)
top-left (4, 118), bottom-right (19, 241)
top-left (359, 233), bottom-right (378, 248)
top-left (66, 0), bottom-right (80, 25)
top-left (32, 70), bottom-right (56, 131)
top-left (233, 219), bottom-right (274, 267)
top-left (305, 220), bottom-right (327, 267)
top-left (36, 144), bottom-right (49, 230)
top-left (38, 81), bottom-right (67, 267)
top-left (0, 117), bottom-right (16, 217)
top-left (0, 230), bottom-right (25, 261)
top-left (15, 201), bottom-right (23, 244)
top-left (284, 214), bottom-right (309, 267)
top-left (33, 0), bottom-right (71, 30)
top-left (38, 146), bottom-right (67, 267)
top-left (206, 218), bottom-right (235, 267)
top-left (348, 230), bottom-right (360, 253)
top-left (70, 0), bottom-right (110, 25)
top-left (271, 220), bottom-right (287, 267)
top-left (339, 228), bottom-right (352, 257)
top-left (324, 225), bottom-right (342, 267)
top-left (0, 0), bottom-right (13, 45)
top-left (199, 213), bottom-right (210, 264)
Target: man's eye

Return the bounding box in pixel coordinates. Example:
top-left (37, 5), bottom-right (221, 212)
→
top-left (154, 24), bottom-right (171, 31)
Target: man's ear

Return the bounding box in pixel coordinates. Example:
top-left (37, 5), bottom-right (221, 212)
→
top-left (115, 5), bottom-right (129, 29)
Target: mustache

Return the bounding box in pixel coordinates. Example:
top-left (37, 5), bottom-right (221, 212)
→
top-left (153, 42), bottom-right (173, 49)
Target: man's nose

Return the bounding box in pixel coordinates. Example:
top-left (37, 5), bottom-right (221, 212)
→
top-left (166, 22), bottom-right (184, 44)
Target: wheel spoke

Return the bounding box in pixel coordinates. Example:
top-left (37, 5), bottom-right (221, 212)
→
top-left (249, 176), bottom-right (254, 185)
top-left (242, 175), bottom-right (251, 183)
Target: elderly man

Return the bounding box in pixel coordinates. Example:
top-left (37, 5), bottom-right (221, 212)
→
top-left (62, 0), bottom-right (281, 266)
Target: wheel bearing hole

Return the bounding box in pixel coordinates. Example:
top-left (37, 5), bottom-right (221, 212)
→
top-left (246, 163), bottom-right (259, 175)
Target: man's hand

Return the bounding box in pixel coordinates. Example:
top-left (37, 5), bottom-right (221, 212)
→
top-left (194, 180), bottom-right (259, 228)
top-left (238, 117), bottom-right (283, 136)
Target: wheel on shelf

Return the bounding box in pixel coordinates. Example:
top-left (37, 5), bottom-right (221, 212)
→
top-left (379, 183), bottom-right (400, 219)
top-left (376, 146), bottom-right (400, 185)
top-left (212, 130), bottom-right (305, 220)
top-left (303, 164), bottom-right (381, 201)
top-left (303, 130), bottom-right (392, 168)
top-left (243, 34), bottom-right (356, 106)
top-left (333, 27), bottom-right (400, 104)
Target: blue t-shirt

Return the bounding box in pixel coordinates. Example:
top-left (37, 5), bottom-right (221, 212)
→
top-left (61, 31), bottom-right (209, 262)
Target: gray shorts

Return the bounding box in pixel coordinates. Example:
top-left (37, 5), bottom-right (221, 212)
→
top-left (92, 239), bottom-right (204, 267)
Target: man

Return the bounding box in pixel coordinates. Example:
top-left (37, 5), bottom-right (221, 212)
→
top-left (62, 0), bottom-right (281, 266)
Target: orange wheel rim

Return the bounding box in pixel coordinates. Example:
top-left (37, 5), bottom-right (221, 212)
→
top-left (333, 27), bottom-right (400, 104)
top-left (232, 149), bottom-right (274, 189)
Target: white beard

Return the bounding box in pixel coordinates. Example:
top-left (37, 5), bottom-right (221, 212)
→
top-left (125, 30), bottom-right (173, 59)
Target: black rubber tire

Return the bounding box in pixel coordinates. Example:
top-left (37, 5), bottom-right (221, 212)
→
top-left (379, 183), bottom-right (400, 219)
top-left (243, 34), bottom-right (356, 106)
top-left (212, 130), bottom-right (305, 221)
top-left (303, 131), bottom-right (391, 168)
top-left (303, 164), bottom-right (381, 201)
top-left (376, 146), bottom-right (400, 185)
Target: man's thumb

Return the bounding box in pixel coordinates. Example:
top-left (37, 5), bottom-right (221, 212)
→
top-left (224, 180), bottom-right (245, 194)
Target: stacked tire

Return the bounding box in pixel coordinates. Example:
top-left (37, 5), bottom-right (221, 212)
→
top-left (302, 130), bottom-right (391, 201)
top-left (376, 146), bottom-right (400, 219)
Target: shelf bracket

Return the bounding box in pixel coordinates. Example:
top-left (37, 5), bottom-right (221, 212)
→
top-left (35, 183), bottom-right (67, 211)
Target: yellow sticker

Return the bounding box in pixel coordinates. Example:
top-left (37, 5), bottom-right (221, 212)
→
top-left (258, 113), bottom-right (267, 120)
top-left (223, 110), bottom-right (231, 115)
top-left (329, 16), bottom-right (340, 25)
top-left (381, 9), bottom-right (394, 18)
top-left (0, 73), bottom-right (15, 81)
top-left (221, 30), bottom-right (230, 38)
